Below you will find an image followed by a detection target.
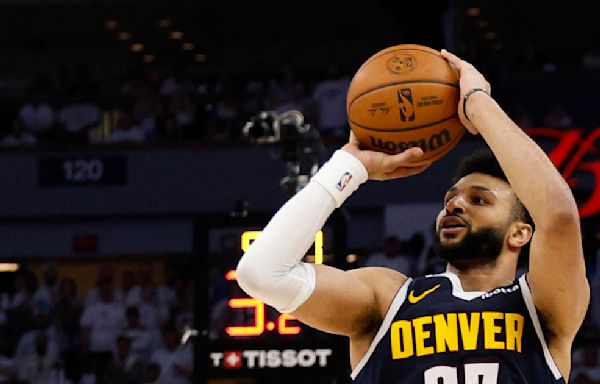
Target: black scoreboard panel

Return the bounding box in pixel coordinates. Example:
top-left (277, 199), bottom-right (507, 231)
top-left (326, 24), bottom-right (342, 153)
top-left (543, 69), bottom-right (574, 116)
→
top-left (196, 214), bottom-right (351, 383)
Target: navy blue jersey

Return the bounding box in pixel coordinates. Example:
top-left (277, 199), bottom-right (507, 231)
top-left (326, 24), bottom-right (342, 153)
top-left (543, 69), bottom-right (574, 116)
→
top-left (351, 273), bottom-right (565, 384)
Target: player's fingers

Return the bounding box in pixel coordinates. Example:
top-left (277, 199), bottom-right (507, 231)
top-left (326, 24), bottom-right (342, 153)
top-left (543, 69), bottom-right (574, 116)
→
top-left (440, 49), bottom-right (463, 70)
top-left (381, 146), bottom-right (424, 171)
top-left (441, 49), bottom-right (480, 75)
top-left (381, 163), bottom-right (432, 180)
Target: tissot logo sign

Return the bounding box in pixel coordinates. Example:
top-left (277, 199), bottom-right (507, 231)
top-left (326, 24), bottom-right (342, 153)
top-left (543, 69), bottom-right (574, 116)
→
top-left (526, 127), bottom-right (600, 218)
top-left (210, 349), bottom-right (333, 369)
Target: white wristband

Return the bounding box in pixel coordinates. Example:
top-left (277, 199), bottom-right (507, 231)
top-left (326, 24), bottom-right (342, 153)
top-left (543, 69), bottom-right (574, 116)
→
top-left (311, 150), bottom-right (368, 208)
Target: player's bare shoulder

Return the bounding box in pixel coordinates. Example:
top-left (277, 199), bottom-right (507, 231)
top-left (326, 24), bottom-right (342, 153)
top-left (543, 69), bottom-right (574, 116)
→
top-left (347, 267), bottom-right (408, 319)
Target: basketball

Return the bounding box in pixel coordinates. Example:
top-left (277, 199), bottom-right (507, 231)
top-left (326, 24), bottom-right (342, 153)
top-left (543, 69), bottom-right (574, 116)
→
top-left (346, 44), bottom-right (464, 166)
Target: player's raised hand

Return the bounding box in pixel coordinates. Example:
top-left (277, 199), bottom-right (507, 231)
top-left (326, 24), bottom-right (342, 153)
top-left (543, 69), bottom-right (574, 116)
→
top-left (441, 49), bottom-right (491, 134)
top-left (342, 132), bottom-right (431, 181)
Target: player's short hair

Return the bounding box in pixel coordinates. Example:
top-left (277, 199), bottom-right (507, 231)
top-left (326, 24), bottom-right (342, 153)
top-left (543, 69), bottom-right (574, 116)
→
top-left (454, 149), bottom-right (534, 227)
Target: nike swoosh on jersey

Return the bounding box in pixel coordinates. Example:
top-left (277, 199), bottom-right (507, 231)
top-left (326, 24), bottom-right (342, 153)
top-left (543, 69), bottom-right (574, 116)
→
top-left (408, 284), bottom-right (441, 304)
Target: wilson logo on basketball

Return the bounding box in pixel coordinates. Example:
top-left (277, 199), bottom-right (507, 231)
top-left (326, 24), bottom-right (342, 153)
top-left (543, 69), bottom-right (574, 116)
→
top-left (398, 88), bottom-right (416, 122)
top-left (369, 129), bottom-right (451, 154)
top-left (386, 54), bottom-right (416, 74)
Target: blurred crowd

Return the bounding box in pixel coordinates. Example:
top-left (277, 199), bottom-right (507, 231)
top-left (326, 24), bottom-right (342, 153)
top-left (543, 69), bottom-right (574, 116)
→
top-left (2, 48), bottom-right (598, 150)
top-left (0, 60), bottom-right (352, 149)
top-left (0, 261), bottom-right (194, 384)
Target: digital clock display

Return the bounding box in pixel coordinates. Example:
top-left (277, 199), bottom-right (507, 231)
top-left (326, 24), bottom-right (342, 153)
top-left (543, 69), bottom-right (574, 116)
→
top-left (208, 229), bottom-right (323, 341)
top-left (204, 222), bottom-right (346, 380)
top-left (224, 269), bottom-right (302, 337)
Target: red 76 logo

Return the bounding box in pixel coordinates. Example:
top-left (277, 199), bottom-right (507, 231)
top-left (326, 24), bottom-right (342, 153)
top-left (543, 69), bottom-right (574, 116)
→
top-left (526, 127), bottom-right (600, 218)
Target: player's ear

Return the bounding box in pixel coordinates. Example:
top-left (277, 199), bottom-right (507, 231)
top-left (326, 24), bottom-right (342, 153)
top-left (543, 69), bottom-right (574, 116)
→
top-left (507, 222), bottom-right (533, 249)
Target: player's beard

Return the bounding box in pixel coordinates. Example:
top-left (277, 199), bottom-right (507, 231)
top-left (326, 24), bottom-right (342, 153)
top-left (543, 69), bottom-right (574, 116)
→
top-left (433, 223), bottom-right (507, 264)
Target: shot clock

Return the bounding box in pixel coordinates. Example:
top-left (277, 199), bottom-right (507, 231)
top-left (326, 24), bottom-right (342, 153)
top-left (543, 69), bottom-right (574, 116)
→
top-left (221, 230), bottom-right (321, 338)
top-left (199, 214), bottom-right (349, 382)
top-left (224, 268), bottom-right (302, 337)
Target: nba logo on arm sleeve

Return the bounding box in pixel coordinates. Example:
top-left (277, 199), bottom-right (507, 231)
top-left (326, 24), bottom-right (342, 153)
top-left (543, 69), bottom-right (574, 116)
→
top-left (336, 172), bottom-right (353, 191)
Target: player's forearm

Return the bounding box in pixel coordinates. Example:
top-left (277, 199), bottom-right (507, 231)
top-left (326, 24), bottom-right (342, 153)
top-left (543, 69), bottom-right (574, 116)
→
top-left (237, 150), bottom-right (368, 312)
top-left (467, 92), bottom-right (579, 226)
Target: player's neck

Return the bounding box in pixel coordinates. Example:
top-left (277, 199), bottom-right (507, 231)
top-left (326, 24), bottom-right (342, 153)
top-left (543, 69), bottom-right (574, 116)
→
top-left (445, 253), bottom-right (517, 292)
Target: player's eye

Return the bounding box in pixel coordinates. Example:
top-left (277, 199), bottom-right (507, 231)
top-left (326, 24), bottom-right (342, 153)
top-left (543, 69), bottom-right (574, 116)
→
top-left (471, 196), bottom-right (487, 205)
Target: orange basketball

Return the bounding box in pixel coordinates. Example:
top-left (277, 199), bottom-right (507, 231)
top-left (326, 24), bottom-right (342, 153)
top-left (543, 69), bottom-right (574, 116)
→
top-left (347, 44), bottom-right (464, 166)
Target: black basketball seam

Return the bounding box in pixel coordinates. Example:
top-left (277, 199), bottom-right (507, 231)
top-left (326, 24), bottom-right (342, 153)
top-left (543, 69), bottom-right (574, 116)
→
top-left (349, 113), bottom-right (459, 132)
top-left (347, 80), bottom-right (459, 109)
top-left (359, 46), bottom-right (442, 70)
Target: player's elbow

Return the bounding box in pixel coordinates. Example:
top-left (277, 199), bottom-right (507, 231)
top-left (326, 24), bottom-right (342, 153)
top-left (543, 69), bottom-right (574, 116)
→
top-left (236, 251), bottom-right (270, 298)
top-left (237, 249), bottom-right (316, 313)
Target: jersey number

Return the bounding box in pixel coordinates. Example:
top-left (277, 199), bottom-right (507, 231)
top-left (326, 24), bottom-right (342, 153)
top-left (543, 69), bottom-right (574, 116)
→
top-left (424, 363), bottom-right (499, 384)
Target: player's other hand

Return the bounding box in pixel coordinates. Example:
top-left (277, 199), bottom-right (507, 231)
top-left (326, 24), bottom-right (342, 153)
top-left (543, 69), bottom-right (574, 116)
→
top-left (440, 49), bottom-right (491, 134)
top-left (342, 132), bottom-right (431, 181)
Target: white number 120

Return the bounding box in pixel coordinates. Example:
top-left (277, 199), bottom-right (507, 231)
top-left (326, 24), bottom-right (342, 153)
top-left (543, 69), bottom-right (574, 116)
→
top-left (424, 363), bottom-right (499, 384)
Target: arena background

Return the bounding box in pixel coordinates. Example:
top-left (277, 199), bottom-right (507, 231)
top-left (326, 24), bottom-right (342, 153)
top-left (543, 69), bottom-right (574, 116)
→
top-left (0, 0), bottom-right (598, 383)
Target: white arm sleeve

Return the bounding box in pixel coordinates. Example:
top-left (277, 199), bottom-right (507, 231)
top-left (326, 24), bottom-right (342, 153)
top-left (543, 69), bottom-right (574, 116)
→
top-left (236, 150), bottom-right (368, 313)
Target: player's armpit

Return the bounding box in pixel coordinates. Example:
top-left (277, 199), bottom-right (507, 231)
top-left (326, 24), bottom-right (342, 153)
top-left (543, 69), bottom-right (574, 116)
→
top-left (291, 265), bottom-right (407, 338)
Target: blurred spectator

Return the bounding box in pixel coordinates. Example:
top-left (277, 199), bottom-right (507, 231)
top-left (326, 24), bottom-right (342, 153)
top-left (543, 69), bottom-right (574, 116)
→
top-left (241, 64), bottom-right (268, 117)
top-left (406, 233), bottom-right (426, 276)
top-left (120, 270), bottom-right (137, 301)
top-left (160, 72), bottom-right (181, 97)
top-left (583, 46), bottom-right (600, 70)
top-left (265, 60), bottom-right (306, 114)
top-left (1, 271), bottom-right (37, 353)
top-left (57, 88), bottom-right (101, 143)
top-left (54, 277), bottom-right (83, 351)
top-left (107, 111), bottom-right (146, 144)
top-left (86, 266), bottom-right (124, 307)
top-left (14, 329), bottom-right (64, 384)
top-left (126, 265), bottom-right (169, 330)
top-left (571, 343), bottom-right (600, 383)
top-left (132, 90), bottom-right (162, 141)
top-left (156, 263), bottom-right (179, 314)
top-left (310, 61), bottom-right (351, 138)
top-left (363, 236), bottom-right (414, 274)
top-left (18, 90), bottom-right (55, 139)
top-left (213, 79), bottom-right (240, 141)
top-left (33, 262), bottom-right (59, 317)
top-left (0, 354), bottom-right (14, 382)
top-left (140, 362), bottom-right (161, 384)
top-left (123, 306), bottom-right (157, 363)
top-left (149, 328), bottom-right (192, 384)
top-left (15, 311), bottom-right (59, 356)
top-left (80, 276), bottom-right (125, 356)
top-left (101, 335), bottom-right (144, 384)
top-left (1, 117), bottom-right (38, 147)
top-left (172, 280), bottom-right (193, 339)
top-left (513, 40), bottom-right (539, 71)
top-left (509, 105), bottom-right (535, 128)
top-left (543, 103), bottom-right (574, 129)
top-left (164, 90), bottom-right (196, 140)
top-left (7, 270), bottom-right (37, 314)
top-left (589, 273), bottom-right (600, 328)
top-left (0, 288), bottom-right (7, 320)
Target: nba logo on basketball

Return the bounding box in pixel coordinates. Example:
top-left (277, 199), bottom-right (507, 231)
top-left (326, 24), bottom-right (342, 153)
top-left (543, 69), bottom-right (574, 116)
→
top-left (336, 172), bottom-right (353, 191)
top-left (398, 89), bottom-right (415, 122)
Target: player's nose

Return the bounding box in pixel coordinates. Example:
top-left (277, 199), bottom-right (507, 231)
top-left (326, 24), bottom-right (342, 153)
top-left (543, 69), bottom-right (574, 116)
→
top-left (445, 195), bottom-right (465, 214)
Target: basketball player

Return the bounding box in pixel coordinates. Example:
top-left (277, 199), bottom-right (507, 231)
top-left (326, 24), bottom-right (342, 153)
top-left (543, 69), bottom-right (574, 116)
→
top-left (236, 50), bottom-right (589, 383)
